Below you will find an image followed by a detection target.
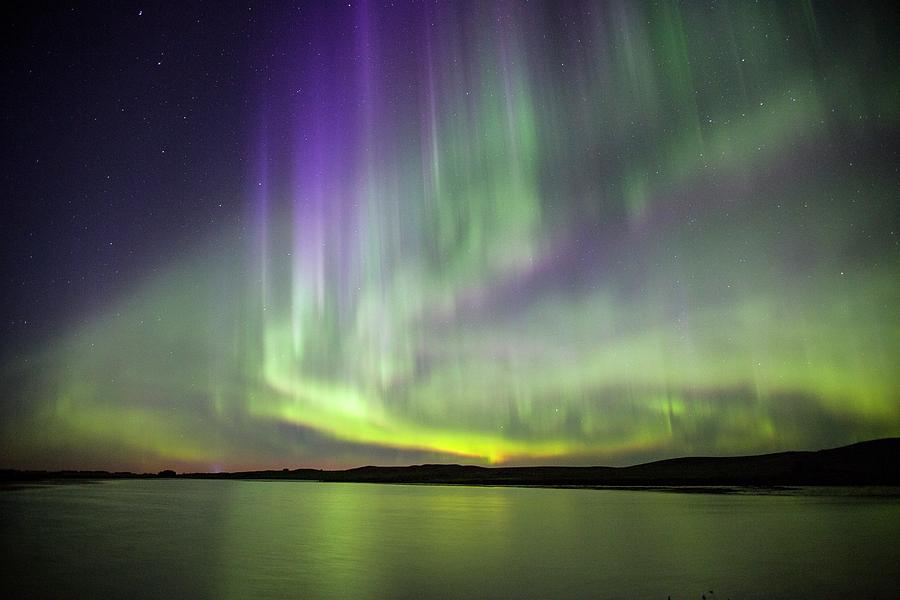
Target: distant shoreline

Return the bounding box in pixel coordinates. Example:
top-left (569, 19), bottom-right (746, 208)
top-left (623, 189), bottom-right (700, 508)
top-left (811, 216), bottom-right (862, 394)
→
top-left (4, 438), bottom-right (898, 490)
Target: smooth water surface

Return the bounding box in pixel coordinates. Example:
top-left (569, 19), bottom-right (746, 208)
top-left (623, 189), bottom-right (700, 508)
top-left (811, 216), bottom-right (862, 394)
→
top-left (2, 481), bottom-right (898, 599)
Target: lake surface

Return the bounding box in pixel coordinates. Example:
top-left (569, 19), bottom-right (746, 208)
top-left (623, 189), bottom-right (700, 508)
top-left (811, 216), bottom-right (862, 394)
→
top-left (2, 481), bottom-right (899, 599)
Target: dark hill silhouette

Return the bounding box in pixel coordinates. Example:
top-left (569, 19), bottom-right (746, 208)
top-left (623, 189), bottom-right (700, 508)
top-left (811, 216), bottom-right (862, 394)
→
top-left (3, 438), bottom-right (898, 488)
top-left (300, 438), bottom-right (900, 487)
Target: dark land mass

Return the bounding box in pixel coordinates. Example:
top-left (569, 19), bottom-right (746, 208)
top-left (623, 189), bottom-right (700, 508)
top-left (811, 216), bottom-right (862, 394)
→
top-left (3, 438), bottom-right (899, 489)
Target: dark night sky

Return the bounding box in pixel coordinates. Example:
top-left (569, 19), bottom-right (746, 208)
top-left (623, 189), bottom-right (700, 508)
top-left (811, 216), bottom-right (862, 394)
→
top-left (2, 3), bottom-right (260, 345)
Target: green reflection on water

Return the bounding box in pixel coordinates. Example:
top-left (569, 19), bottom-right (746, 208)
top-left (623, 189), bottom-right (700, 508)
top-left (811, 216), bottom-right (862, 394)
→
top-left (2, 481), bottom-right (899, 599)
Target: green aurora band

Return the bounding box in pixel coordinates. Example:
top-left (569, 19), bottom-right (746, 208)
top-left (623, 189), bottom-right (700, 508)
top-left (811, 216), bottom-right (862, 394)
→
top-left (3, 1), bottom-right (899, 471)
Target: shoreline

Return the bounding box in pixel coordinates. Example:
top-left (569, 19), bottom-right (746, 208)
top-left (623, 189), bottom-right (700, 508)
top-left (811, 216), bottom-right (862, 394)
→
top-left (4, 437), bottom-right (898, 491)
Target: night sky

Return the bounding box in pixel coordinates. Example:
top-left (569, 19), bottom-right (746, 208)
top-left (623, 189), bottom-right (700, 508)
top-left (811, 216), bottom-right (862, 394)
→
top-left (2, 1), bottom-right (898, 472)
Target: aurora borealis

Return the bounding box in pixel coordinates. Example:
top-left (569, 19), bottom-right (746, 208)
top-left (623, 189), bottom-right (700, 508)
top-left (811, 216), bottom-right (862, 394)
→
top-left (1, 1), bottom-right (898, 472)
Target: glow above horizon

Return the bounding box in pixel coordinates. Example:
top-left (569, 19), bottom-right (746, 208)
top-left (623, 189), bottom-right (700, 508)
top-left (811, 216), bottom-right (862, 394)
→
top-left (3, 1), bottom-right (899, 471)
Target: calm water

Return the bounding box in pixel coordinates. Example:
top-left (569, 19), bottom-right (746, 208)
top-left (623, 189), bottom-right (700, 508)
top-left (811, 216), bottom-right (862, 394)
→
top-left (2, 481), bottom-right (899, 599)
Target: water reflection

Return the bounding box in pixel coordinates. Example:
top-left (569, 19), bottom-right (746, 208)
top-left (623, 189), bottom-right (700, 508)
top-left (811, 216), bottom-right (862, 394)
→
top-left (2, 481), bottom-right (898, 599)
